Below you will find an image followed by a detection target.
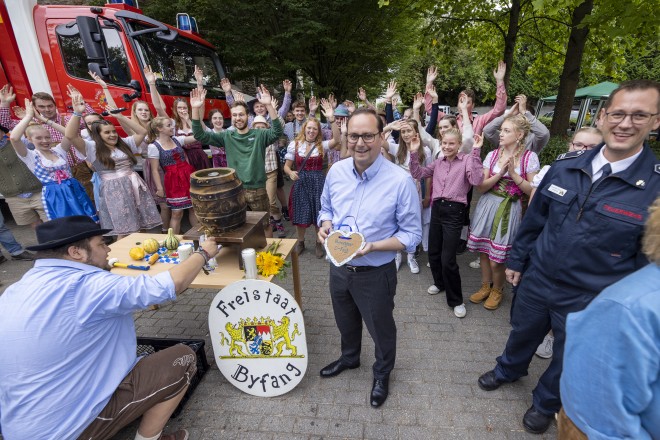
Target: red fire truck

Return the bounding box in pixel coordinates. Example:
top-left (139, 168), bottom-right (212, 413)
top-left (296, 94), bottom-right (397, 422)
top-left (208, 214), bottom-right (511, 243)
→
top-left (0, 0), bottom-right (229, 124)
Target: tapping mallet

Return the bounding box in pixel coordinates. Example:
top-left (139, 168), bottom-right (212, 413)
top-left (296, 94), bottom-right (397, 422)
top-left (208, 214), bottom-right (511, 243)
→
top-left (108, 257), bottom-right (150, 271)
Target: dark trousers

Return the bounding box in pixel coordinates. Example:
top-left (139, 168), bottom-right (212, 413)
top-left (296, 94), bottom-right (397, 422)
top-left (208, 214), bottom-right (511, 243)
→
top-left (329, 261), bottom-right (397, 380)
top-left (428, 200), bottom-right (465, 307)
top-left (464, 187), bottom-right (473, 226)
top-left (493, 265), bottom-right (595, 415)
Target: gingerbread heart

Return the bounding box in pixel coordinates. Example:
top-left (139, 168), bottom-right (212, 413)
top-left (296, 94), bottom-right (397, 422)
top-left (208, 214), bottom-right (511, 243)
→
top-left (324, 230), bottom-right (366, 267)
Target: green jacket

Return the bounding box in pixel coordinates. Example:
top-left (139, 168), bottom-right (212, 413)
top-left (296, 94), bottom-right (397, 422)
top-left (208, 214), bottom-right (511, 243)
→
top-left (0, 140), bottom-right (42, 198)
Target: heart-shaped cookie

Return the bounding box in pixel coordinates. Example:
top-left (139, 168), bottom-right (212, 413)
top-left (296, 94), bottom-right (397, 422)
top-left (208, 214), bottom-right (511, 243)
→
top-left (324, 230), bottom-right (366, 267)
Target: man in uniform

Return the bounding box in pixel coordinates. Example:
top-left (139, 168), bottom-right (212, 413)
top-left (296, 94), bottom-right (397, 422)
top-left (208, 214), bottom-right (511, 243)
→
top-left (317, 108), bottom-right (422, 407)
top-left (476, 79), bottom-right (660, 434)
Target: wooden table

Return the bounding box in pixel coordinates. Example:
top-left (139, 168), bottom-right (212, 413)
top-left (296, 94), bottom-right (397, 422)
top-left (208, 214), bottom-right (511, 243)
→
top-left (109, 233), bottom-right (302, 306)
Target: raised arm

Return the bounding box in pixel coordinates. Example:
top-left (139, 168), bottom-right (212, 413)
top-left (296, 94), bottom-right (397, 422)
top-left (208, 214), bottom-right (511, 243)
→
top-left (278, 79), bottom-right (293, 119)
top-left (412, 92), bottom-right (424, 124)
top-left (220, 77), bottom-right (234, 107)
top-left (34, 107), bottom-right (66, 135)
top-left (191, 88), bottom-right (224, 146)
top-left (193, 65), bottom-right (206, 117)
top-left (408, 134), bottom-right (435, 181)
top-left (0, 84), bottom-right (19, 129)
top-left (358, 87), bottom-right (375, 110)
top-left (458, 94), bottom-right (475, 153)
top-left (63, 93), bottom-right (87, 156)
top-left (8, 99), bottom-right (34, 157)
top-left (320, 98), bottom-right (340, 149)
top-left (144, 66), bottom-right (168, 117)
top-left (425, 84), bottom-right (439, 135)
top-left (109, 102), bottom-right (147, 145)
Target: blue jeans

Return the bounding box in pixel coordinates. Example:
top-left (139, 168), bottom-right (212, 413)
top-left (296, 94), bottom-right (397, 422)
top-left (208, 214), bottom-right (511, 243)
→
top-left (0, 209), bottom-right (24, 255)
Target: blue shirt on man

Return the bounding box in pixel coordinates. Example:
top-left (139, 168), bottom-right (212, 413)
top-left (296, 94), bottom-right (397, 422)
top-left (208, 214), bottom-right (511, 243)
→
top-left (561, 263), bottom-right (660, 440)
top-left (318, 153), bottom-right (422, 266)
top-left (0, 259), bottom-right (176, 439)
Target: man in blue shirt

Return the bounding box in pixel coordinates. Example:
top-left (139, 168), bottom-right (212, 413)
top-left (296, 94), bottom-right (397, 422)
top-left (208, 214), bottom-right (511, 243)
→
top-left (559, 196), bottom-right (660, 440)
top-left (317, 108), bottom-right (422, 408)
top-left (0, 216), bottom-right (220, 440)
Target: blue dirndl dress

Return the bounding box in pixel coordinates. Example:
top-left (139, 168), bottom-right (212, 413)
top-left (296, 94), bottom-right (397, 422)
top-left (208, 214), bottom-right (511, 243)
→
top-left (30, 147), bottom-right (99, 222)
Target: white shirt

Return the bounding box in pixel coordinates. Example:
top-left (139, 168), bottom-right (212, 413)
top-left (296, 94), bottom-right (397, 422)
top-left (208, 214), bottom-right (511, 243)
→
top-left (590, 147), bottom-right (643, 182)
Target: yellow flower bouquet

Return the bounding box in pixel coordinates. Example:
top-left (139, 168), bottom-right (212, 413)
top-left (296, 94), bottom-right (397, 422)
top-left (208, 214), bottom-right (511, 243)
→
top-left (256, 240), bottom-right (290, 279)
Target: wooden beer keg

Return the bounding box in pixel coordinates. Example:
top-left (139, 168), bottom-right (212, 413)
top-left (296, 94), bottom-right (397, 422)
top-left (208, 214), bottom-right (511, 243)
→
top-left (189, 168), bottom-right (247, 235)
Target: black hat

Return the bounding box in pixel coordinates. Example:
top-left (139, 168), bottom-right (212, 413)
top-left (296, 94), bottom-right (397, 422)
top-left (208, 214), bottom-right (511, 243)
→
top-left (27, 216), bottom-right (112, 251)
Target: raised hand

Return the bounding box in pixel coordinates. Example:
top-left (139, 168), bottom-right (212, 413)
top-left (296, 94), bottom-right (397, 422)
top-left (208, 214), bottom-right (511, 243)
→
top-left (320, 98), bottom-right (334, 121)
top-left (473, 133), bottom-right (484, 149)
top-left (12, 105), bottom-right (25, 119)
top-left (389, 119), bottom-right (406, 132)
top-left (144, 65), bottom-right (156, 84)
top-left (358, 87), bottom-right (367, 102)
top-left (457, 94), bottom-right (468, 113)
top-left (328, 93), bottom-right (337, 109)
top-left (308, 95), bottom-right (318, 116)
top-left (190, 88), bottom-right (206, 108)
top-left (426, 66), bottom-right (438, 85)
top-left (509, 100), bottom-right (520, 116)
top-left (392, 96), bottom-right (399, 108)
top-left (220, 77), bottom-right (232, 94)
top-left (71, 92), bottom-right (86, 114)
top-left (385, 80), bottom-right (397, 101)
top-left (89, 70), bottom-right (107, 89)
top-left (413, 92), bottom-right (424, 110)
top-left (340, 118), bottom-right (348, 135)
top-left (344, 100), bottom-right (355, 114)
top-left (66, 84), bottom-right (82, 101)
top-left (233, 91), bottom-right (245, 103)
top-left (0, 84), bottom-right (16, 105)
top-left (426, 83), bottom-right (438, 102)
top-left (409, 133), bottom-right (421, 152)
top-left (257, 84), bottom-right (272, 106)
top-left (193, 65), bottom-right (204, 86)
top-left (282, 79), bottom-right (292, 93)
top-left (23, 99), bottom-right (35, 119)
top-left (271, 97), bottom-right (279, 113)
top-left (493, 60), bottom-right (506, 84)
top-left (515, 95), bottom-right (527, 113)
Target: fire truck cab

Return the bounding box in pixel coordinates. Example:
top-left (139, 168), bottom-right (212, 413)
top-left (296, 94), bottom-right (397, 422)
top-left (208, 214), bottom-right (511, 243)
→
top-left (0, 0), bottom-right (229, 124)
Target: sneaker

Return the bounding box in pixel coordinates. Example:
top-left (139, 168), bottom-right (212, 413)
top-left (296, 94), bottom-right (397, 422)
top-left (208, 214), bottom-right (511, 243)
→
top-left (395, 252), bottom-right (402, 271)
top-left (281, 207), bottom-right (290, 221)
top-left (274, 221), bottom-right (287, 238)
top-left (270, 216), bottom-right (277, 233)
top-left (535, 334), bottom-right (554, 359)
top-left (407, 255), bottom-right (420, 274)
top-left (426, 261), bottom-right (430, 267)
top-left (159, 429), bottom-right (189, 440)
top-left (11, 251), bottom-right (34, 261)
top-left (453, 304), bottom-right (466, 318)
top-left (456, 239), bottom-right (467, 255)
top-left (427, 285), bottom-right (442, 295)
top-left (469, 258), bottom-right (480, 269)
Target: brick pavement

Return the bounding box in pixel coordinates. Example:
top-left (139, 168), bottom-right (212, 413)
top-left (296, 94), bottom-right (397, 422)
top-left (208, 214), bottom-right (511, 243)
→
top-left (0, 209), bottom-right (558, 440)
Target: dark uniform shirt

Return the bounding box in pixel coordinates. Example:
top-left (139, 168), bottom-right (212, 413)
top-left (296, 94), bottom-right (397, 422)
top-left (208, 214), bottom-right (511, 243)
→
top-left (507, 144), bottom-right (659, 294)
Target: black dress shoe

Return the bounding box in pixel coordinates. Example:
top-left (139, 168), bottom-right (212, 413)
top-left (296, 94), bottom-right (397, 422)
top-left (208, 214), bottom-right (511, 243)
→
top-left (11, 251), bottom-right (34, 261)
top-left (319, 359), bottom-right (359, 378)
top-left (522, 405), bottom-right (554, 434)
top-left (0, 254), bottom-right (7, 265)
top-left (370, 377), bottom-right (389, 407)
top-left (478, 370), bottom-right (504, 391)
top-left (456, 239), bottom-right (468, 255)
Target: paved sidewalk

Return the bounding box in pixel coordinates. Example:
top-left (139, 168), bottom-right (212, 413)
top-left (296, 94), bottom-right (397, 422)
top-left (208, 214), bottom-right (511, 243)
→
top-left (0, 213), bottom-right (557, 440)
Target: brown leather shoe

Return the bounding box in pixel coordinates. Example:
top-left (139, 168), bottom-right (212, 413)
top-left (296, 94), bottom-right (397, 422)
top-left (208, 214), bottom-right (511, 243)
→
top-left (469, 282), bottom-right (492, 304)
top-left (159, 429), bottom-right (189, 440)
top-left (484, 287), bottom-right (504, 310)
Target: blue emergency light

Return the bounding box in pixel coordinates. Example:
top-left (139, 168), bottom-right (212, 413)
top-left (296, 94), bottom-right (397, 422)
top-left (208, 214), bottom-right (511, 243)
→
top-left (107, 0), bottom-right (138, 7)
top-left (176, 13), bottom-right (192, 31)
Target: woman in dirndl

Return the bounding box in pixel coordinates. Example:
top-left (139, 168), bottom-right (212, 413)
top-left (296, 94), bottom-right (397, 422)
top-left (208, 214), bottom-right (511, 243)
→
top-left (284, 99), bottom-right (340, 258)
top-left (467, 114), bottom-right (539, 310)
top-left (147, 116), bottom-right (199, 234)
top-left (9, 100), bottom-right (98, 222)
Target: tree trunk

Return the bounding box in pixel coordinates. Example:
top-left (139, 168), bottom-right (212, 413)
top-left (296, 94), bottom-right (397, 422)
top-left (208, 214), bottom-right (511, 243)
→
top-left (502, 0), bottom-right (522, 89)
top-left (549, 0), bottom-right (594, 137)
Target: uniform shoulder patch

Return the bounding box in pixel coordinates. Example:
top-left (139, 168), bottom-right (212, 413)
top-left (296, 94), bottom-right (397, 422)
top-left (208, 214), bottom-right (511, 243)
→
top-left (556, 150), bottom-right (585, 161)
top-left (655, 163), bottom-right (660, 174)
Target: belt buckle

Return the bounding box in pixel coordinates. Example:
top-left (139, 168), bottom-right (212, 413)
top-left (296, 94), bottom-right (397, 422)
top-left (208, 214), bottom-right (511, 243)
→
top-left (345, 265), bottom-right (357, 272)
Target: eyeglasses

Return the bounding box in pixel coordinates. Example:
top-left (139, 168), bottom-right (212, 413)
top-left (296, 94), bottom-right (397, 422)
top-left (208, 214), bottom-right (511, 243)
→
top-left (604, 111), bottom-right (658, 125)
top-left (571, 142), bottom-right (598, 151)
top-left (346, 132), bottom-right (380, 143)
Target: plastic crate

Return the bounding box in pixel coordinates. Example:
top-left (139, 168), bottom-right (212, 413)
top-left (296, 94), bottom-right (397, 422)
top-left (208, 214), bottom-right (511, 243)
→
top-left (136, 337), bottom-right (209, 418)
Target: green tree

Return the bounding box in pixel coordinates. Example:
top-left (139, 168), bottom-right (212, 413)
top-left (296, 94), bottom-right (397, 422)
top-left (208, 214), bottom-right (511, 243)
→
top-left (141, 0), bottom-right (420, 99)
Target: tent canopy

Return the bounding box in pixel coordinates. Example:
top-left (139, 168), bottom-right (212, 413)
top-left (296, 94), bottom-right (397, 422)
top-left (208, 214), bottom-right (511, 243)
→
top-left (542, 81), bottom-right (619, 102)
